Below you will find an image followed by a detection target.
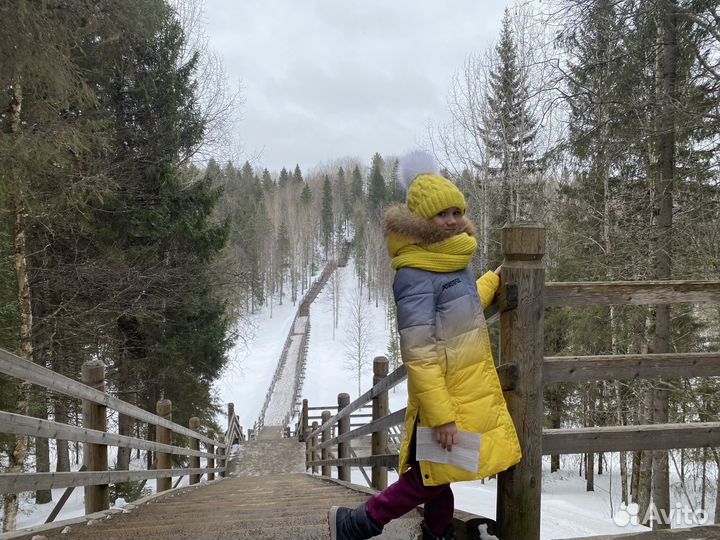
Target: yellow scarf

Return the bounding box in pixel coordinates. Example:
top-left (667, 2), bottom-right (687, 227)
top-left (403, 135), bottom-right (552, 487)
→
top-left (389, 232), bottom-right (477, 272)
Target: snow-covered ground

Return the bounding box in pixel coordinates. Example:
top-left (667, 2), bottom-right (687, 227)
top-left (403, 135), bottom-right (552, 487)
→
top-left (6, 257), bottom-right (718, 538)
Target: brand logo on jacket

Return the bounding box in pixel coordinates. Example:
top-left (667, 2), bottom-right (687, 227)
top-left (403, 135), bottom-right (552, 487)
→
top-left (441, 278), bottom-right (461, 291)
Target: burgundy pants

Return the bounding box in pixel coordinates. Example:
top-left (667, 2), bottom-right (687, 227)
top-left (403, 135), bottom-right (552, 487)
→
top-left (365, 461), bottom-right (453, 536)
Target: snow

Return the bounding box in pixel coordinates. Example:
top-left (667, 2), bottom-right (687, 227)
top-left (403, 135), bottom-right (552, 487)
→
top-left (214, 297), bottom-right (298, 430)
top-left (6, 256), bottom-right (718, 538)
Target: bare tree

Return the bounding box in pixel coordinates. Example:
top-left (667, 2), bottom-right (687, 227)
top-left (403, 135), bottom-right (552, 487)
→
top-left (343, 287), bottom-right (372, 396)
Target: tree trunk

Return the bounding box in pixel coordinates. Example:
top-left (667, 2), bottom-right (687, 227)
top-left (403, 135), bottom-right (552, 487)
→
top-left (53, 352), bottom-right (71, 473)
top-left (586, 384), bottom-right (596, 491)
top-left (34, 391), bottom-right (52, 504)
top-left (116, 355), bottom-right (132, 471)
top-left (3, 81), bottom-right (35, 534)
top-left (586, 452), bottom-right (595, 492)
top-left (615, 381), bottom-right (628, 504)
top-left (637, 382), bottom-right (654, 526)
top-left (55, 398), bottom-right (71, 473)
top-left (631, 450), bottom-right (640, 502)
top-left (714, 451), bottom-right (720, 524)
top-left (547, 385), bottom-right (562, 472)
top-left (649, 0), bottom-right (678, 529)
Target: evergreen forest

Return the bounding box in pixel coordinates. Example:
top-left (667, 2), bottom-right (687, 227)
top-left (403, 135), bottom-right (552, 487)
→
top-left (1, 0), bottom-right (719, 532)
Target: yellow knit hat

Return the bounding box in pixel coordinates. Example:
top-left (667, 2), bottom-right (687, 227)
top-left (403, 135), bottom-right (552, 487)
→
top-left (407, 174), bottom-right (465, 219)
top-left (398, 151), bottom-right (466, 219)
top-left (406, 173), bottom-right (466, 219)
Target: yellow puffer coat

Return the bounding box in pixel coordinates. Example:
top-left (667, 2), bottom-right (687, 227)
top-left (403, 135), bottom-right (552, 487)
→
top-left (385, 205), bottom-right (521, 486)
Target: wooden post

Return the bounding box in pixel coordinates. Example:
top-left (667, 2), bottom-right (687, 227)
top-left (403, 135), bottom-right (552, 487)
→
top-left (372, 356), bottom-right (389, 490)
top-left (207, 430), bottom-right (215, 481)
top-left (321, 410), bottom-right (331, 477)
top-left (301, 399), bottom-right (309, 442)
top-left (217, 434), bottom-right (226, 478)
top-left (496, 223), bottom-right (545, 540)
top-left (82, 360), bottom-right (108, 514)
top-left (189, 417), bottom-right (200, 485)
top-left (311, 421), bottom-right (319, 474)
top-left (227, 403), bottom-right (235, 443)
top-left (155, 399), bottom-right (172, 493)
top-left (337, 393), bottom-right (350, 482)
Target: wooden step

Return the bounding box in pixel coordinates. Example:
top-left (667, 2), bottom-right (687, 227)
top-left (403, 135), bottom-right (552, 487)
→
top-left (33, 473), bottom-right (421, 540)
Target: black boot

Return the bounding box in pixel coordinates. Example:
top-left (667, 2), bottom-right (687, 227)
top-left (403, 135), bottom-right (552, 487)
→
top-left (421, 521), bottom-right (456, 540)
top-left (328, 503), bottom-right (383, 540)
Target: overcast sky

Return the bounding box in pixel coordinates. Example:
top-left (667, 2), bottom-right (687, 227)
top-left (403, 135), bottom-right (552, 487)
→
top-left (201, 1), bottom-right (514, 174)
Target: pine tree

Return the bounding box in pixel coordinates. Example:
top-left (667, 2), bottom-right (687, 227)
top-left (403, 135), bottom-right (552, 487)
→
top-left (261, 168), bottom-right (274, 192)
top-left (300, 183), bottom-right (312, 204)
top-left (278, 167), bottom-right (290, 189)
top-left (367, 152), bottom-right (386, 217)
top-left (386, 159), bottom-right (405, 205)
top-left (481, 9), bottom-right (539, 224)
top-left (351, 165), bottom-right (364, 205)
top-left (276, 221), bottom-right (291, 304)
top-left (293, 164), bottom-right (304, 184)
top-left (321, 175), bottom-right (334, 257)
top-left (335, 166), bottom-right (350, 230)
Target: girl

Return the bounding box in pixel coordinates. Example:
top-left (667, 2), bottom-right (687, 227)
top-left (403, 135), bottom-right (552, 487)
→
top-left (329, 152), bottom-right (521, 540)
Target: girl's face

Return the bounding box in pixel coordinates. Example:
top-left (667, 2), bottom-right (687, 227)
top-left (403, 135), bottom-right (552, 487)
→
top-left (432, 207), bottom-right (462, 234)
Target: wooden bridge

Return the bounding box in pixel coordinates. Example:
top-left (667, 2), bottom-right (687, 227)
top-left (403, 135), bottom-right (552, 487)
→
top-left (1, 224), bottom-right (720, 540)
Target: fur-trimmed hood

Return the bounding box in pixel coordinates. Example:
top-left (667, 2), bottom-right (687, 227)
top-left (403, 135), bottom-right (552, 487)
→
top-left (383, 204), bottom-right (477, 245)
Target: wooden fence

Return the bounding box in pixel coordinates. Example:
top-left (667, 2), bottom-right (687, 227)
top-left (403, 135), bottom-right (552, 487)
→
top-left (301, 223), bottom-right (720, 540)
top-left (0, 348), bottom-right (244, 523)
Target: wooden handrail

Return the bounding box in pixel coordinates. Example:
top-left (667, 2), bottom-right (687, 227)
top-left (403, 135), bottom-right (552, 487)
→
top-left (0, 348), bottom-right (222, 448)
top-left (306, 366), bottom-right (407, 441)
top-left (308, 409), bottom-right (406, 453)
top-left (0, 467), bottom-right (223, 493)
top-left (0, 347), bottom-right (228, 513)
top-left (542, 422), bottom-right (720, 455)
top-left (544, 279), bottom-right (720, 307)
top-left (0, 411), bottom-right (224, 460)
top-left (543, 352), bottom-right (720, 384)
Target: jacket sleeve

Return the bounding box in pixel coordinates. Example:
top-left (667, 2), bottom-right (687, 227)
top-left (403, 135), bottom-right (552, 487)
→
top-left (476, 271), bottom-right (500, 311)
top-left (396, 272), bottom-right (455, 428)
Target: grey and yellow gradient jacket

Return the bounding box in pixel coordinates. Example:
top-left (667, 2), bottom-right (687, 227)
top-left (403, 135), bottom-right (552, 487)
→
top-left (385, 205), bottom-right (521, 486)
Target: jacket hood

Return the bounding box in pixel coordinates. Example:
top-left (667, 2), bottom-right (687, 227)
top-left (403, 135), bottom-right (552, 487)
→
top-left (383, 204), bottom-right (477, 245)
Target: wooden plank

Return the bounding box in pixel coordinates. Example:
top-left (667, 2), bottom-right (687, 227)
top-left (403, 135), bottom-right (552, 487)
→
top-left (0, 467), bottom-right (223, 493)
top-left (544, 353), bottom-right (720, 384)
top-left (0, 411), bottom-right (223, 460)
top-left (542, 422), bottom-right (720, 455)
top-left (310, 409), bottom-right (406, 453)
top-left (306, 454), bottom-right (399, 469)
top-left (0, 348), bottom-right (223, 449)
top-left (544, 280), bottom-right (720, 308)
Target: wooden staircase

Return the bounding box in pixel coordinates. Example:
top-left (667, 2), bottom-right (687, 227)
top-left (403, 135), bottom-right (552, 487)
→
top-left (28, 438), bottom-right (422, 540)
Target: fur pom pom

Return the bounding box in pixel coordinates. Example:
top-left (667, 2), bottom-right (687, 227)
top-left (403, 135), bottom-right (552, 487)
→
top-left (397, 150), bottom-right (438, 191)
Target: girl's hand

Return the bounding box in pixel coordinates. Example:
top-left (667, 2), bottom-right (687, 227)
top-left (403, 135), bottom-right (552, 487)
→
top-left (436, 422), bottom-right (458, 452)
top-left (494, 265), bottom-right (502, 276)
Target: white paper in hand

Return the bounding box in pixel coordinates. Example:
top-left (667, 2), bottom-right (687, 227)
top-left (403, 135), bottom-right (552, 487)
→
top-left (415, 427), bottom-right (481, 473)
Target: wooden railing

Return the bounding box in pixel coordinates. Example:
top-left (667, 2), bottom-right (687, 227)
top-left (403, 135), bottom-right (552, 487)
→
top-left (301, 223), bottom-right (720, 540)
top-left (0, 347), bottom-right (242, 523)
